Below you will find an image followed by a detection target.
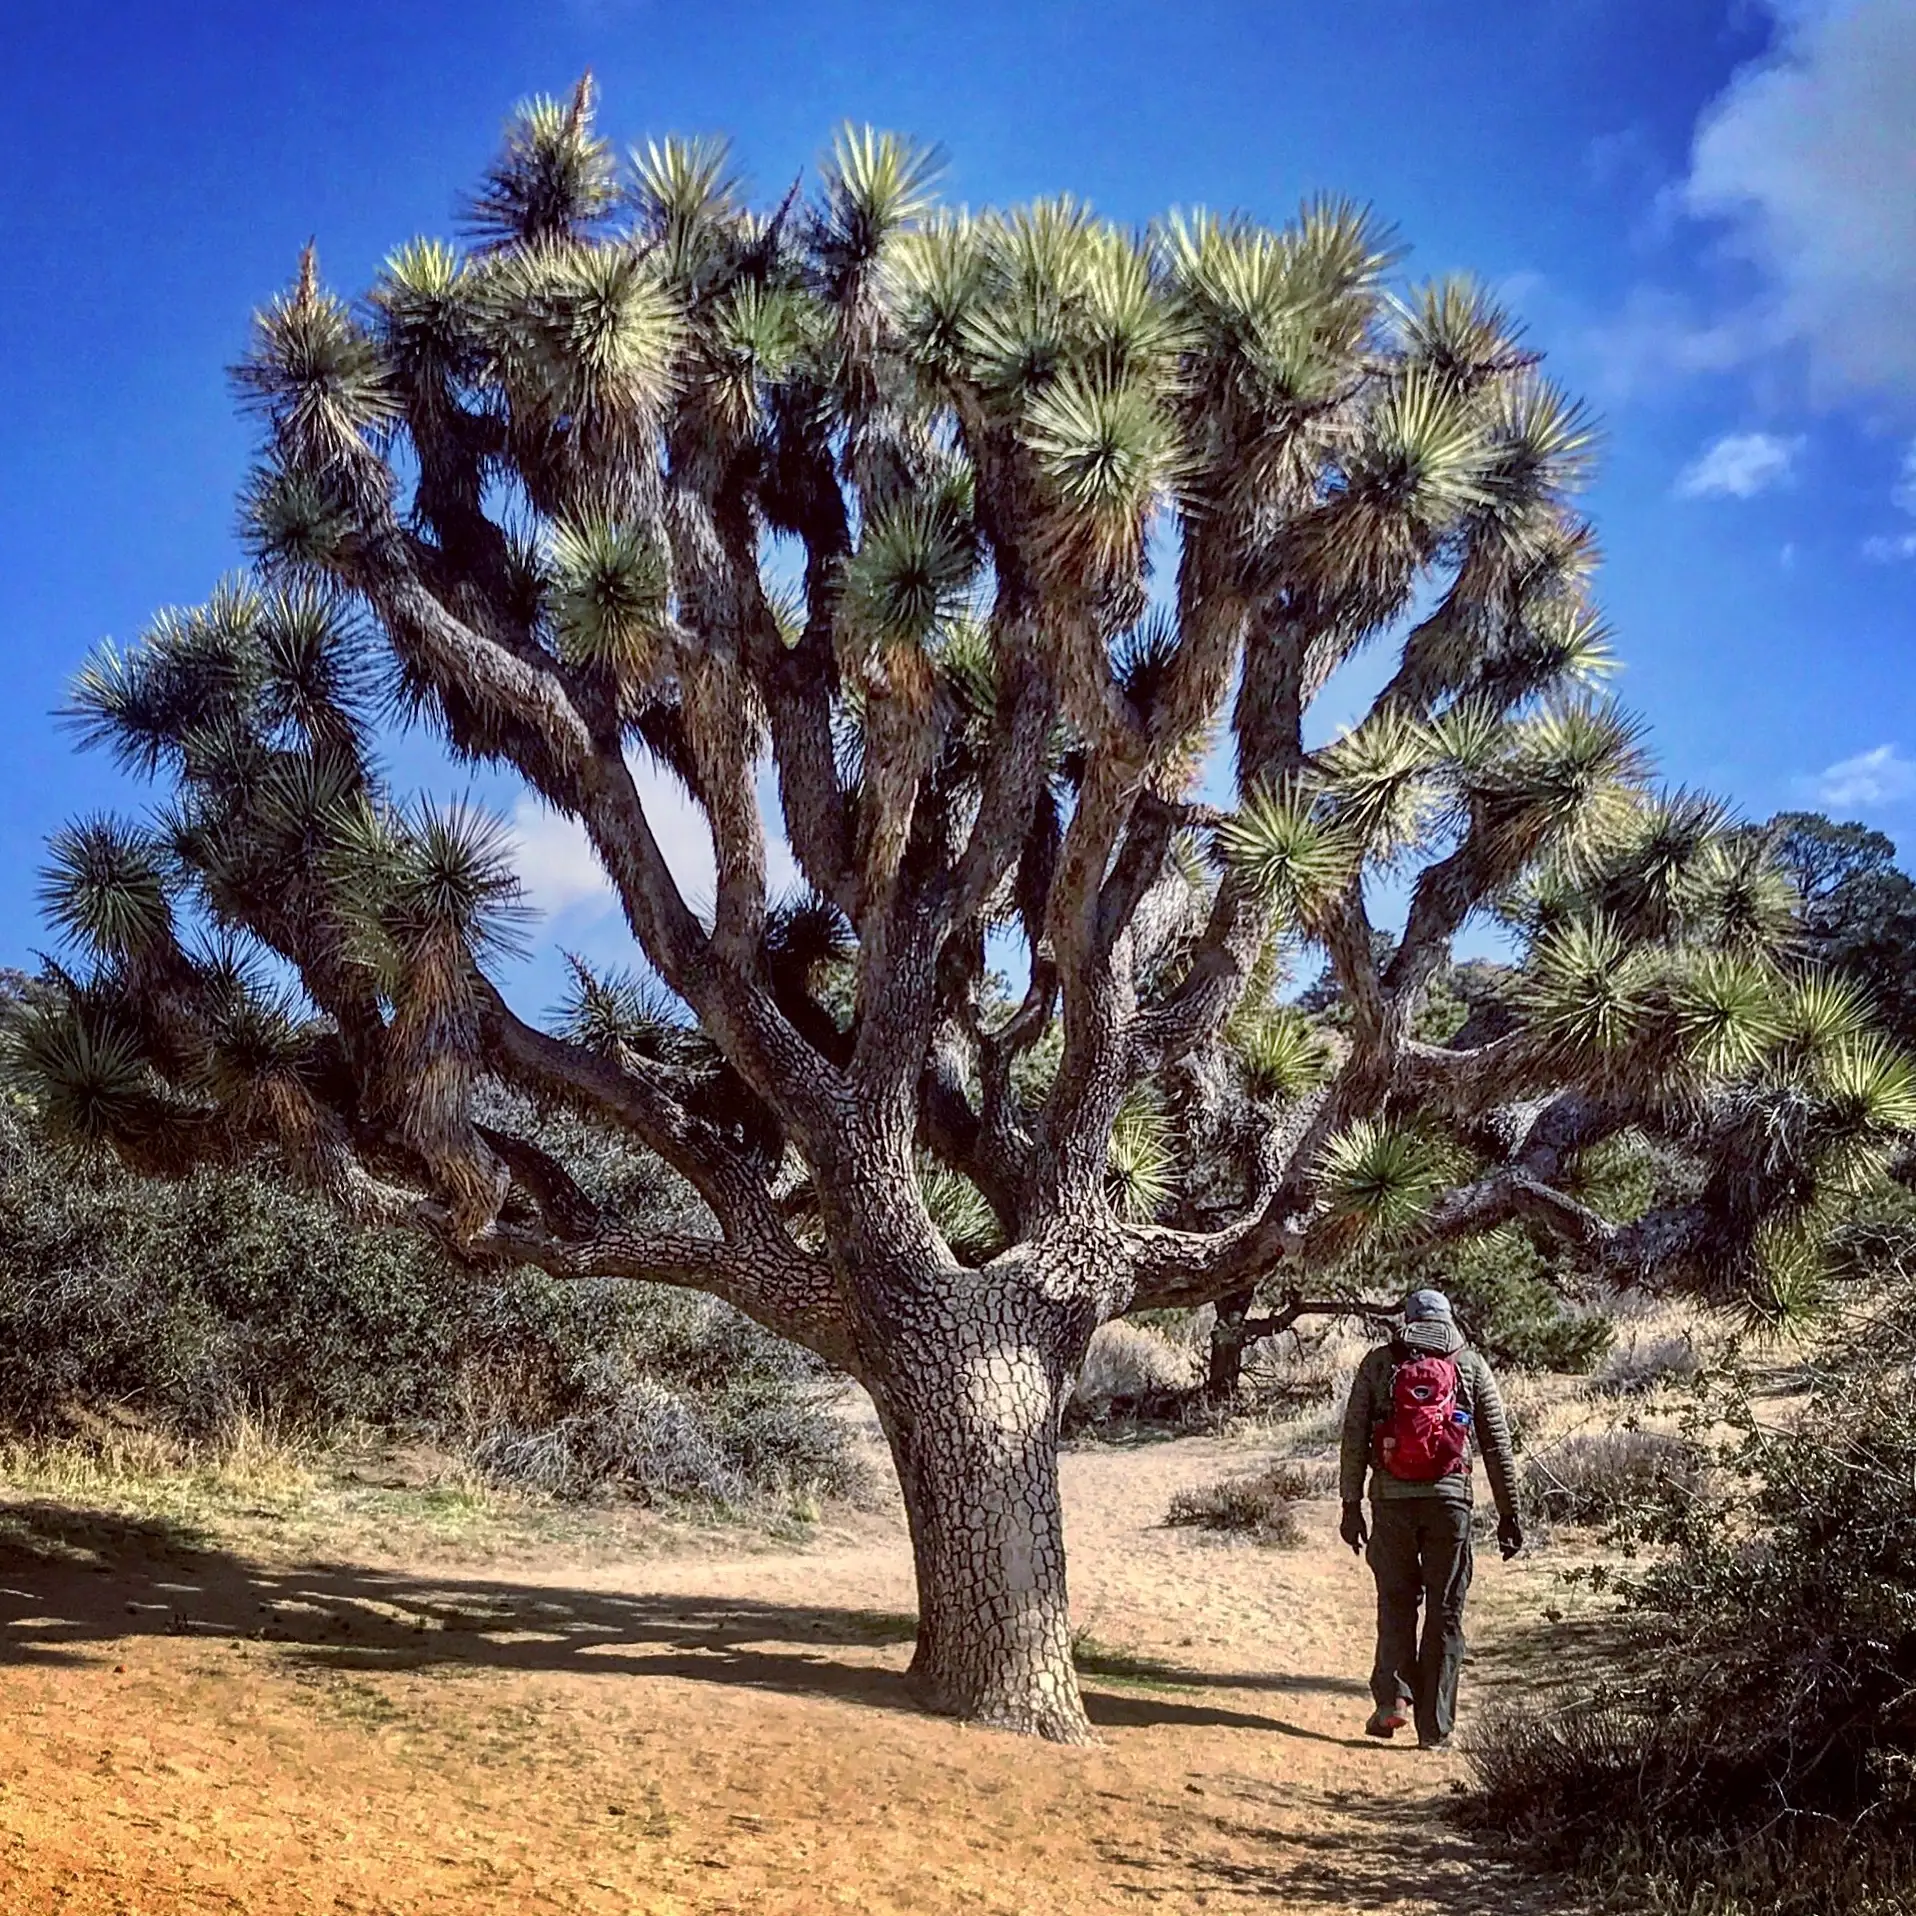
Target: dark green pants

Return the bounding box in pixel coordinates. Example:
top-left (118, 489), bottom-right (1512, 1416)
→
top-left (1366, 1498), bottom-right (1474, 1743)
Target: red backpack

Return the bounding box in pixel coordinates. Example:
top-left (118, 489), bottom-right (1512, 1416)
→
top-left (1373, 1351), bottom-right (1472, 1482)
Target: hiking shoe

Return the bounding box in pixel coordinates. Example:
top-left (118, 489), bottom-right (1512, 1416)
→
top-left (1418, 1735), bottom-right (1453, 1753)
top-left (1364, 1704), bottom-right (1410, 1739)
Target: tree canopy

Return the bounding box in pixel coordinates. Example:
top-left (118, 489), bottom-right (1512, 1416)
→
top-left (9, 81), bottom-right (1913, 1739)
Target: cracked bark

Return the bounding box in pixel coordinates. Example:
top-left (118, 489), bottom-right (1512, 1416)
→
top-left (866, 1270), bottom-right (1093, 1744)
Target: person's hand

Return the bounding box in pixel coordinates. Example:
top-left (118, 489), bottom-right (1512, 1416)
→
top-left (1339, 1501), bottom-right (1368, 1555)
top-left (1497, 1512), bottom-right (1526, 1561)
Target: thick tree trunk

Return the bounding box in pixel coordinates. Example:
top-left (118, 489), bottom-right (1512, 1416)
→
top-left (865, 1279), bottom-right (1096, 1745)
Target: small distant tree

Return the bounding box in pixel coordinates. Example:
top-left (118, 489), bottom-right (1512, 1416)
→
top-left (11, 84), bottom-right (1913, 1740)
top-left (1768, 810), bottom-right (1916, 1050)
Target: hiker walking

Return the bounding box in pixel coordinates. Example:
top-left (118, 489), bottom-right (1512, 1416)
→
top-left (1337, 1287), bottom-right (1523, 1751)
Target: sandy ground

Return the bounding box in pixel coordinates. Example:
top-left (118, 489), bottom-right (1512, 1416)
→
top-left (0, 1417), bottom-right (1585, 1916)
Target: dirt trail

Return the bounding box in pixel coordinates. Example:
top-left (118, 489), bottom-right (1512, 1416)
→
top-left (0, 1420), bottom-right (1578, 1915)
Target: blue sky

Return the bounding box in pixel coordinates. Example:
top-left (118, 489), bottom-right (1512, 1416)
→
top-left (2, 0), bottom-right (1912, 1012)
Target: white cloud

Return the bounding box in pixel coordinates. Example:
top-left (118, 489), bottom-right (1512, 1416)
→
top-left (1684, 0), bottom-right (1916, 398)
top-left (1808, 743), bottom-right (1916, 809)
top-left (1860, 439), bottom-right (1916, 558)
top-left (508, 758), bottom-right (799, 926)
top-left (1576, 285), bottom-right (1764, 399)
top-left (1675, 430), bottom-right (1803, 499)
top-left (1894, 439), bottom-right (1916, 516)
top-left (509, 799), bottom-right (618, 921)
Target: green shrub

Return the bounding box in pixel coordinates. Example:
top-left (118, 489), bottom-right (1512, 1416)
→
top-left (0, 1107), bottom-right (854, 1505)
top-left (1336, 1226), bottom-right (1616, 1373)
top-left (1469, 1311), bottom-right (1916, 1910)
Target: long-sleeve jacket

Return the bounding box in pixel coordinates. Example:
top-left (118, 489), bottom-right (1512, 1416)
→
top-left (1337, 1322), bottom-right (1520, 1520)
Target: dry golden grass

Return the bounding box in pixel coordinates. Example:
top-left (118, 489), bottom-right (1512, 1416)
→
top-left (0, 1416), bottom-right (844, 1573)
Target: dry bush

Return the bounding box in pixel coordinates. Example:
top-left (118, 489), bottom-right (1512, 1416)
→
top-left (1164, 1461), bottom-right (1325, 1545)
top-left (1589, 1302), bottom-right (1706, 1398)
top-left (1467, 1700), bottom-right (1916, 1916)
top-left (1073, 1320), bottom-right (1198, 1408)
top-left (1522, 1429), bottom-right (1699, 1526)
top-left (1590, 1330), bottom-right (1700, 1397)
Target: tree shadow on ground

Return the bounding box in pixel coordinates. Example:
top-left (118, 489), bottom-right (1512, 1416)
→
top-left (1099, 1773), bottom-right (1593, 1914)
top-left (1478, 1601), bottom-right (1637, 1691)
top-left (0, 1498), bottom-right (1365, 1740)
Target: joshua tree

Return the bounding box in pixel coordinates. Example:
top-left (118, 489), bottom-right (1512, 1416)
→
top-left (14, 83), bottom-right (1914, 1741)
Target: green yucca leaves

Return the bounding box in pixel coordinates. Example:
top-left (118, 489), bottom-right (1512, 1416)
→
top-left (1743, 1217), bottom-right (1831, 1337)
top-left (992, 197), bottom-right (1101, 306)
top-left (1025, 370), bottom-right (1180, 553)
top-left (813, 125), bottom-right (942, 289)
top-left (1476, 699), bottom-right (1651, 867)
top-left (1776, 973), bottom-right (1874, 1062)
top-left (1522, 916), bottom-right (1648, 1056)
top-left (1485, 376), bottom-right (1599, 504)
top-left (370, 239), bottom-right (480, 389)
top-left (1077, 229), bottom-right (1190, 383)
top-left (1394, 277), bottom-right (1527, 404)
top-left (554, 954), bottom-right (696, 1070)
top-left (887, 217), bottom-right (991, 378)
top-left (1315, 710), bottom-right (1440, 863)
top-left (1105, 1089), bottom-right (1175, 1223)
top-left (1592, 790), bottom-right (1732, 938)
top-left (1284, 195), bottom-right (1402, 317)
top-left (1814, 1034), bottom-right (1916, 1140)
top-left (548, 518), bottom-right (671, 673)
top-left (1352, 368), bottom-right (1496, 522)
top-left (1217, 781), bottom-right (1361, 929)
top-left (65, 642), bottom-right (177, 780)
top-left (1110, 610), bottom-right (1182, 720)
top-left (841, 495), bottom-right (977, 649)
top-left (1229, 1006), bottom-right (1331, 1103)
top-left (254, 584), bottom-right (371, 746)
top-left (631, 136), bottom-right (741, 290)
top-left (1421, 696), bottom-right (1509, 781)
top-left (962, 291), bottom-right (1076, 408)
top-left (1161, 213), bottom-right (1297, 371)
top-left (202, 978), bottom-right (317, 1094)
top-left (1521, 601), bottom-right (1616, 695)
top-left (66, 586), bottom-right (262, 777)
top-left (233, 250), bottom-right (398, 464)
top-left (934, 619), bottom-right (1000, 726)
top-left (240, 465), bottom-right (355, 573)
top-left (40, 819), bottom-right (175, 961)
top-left (1682, 836), bottom-right (1799, 957)
top-left (405, 803), bottom-right (532, 955)
top-left (699, 282), bottom-right (815, 435)
top-left (922, 1164), bottom-right (1003, 1261)
top-left (331, 799), bottom-right (530, 999)
top-left (1668, 951), bottom-right (1785, 1078)
top-left (1165, 199), bottom-right (1391, 413)
top-left (1316, 1119), bottom-right (1448, 1242)
top-left (632, 135), bottom-right (740, 230)
top-left (0, 996), bottom-right (155, 1148)
top-left (479, 241), bottom-right (681, 431)
top-left (249, 748), bottom-right (363, 857)
top-left (464, 78), bottom-right (618, 252)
